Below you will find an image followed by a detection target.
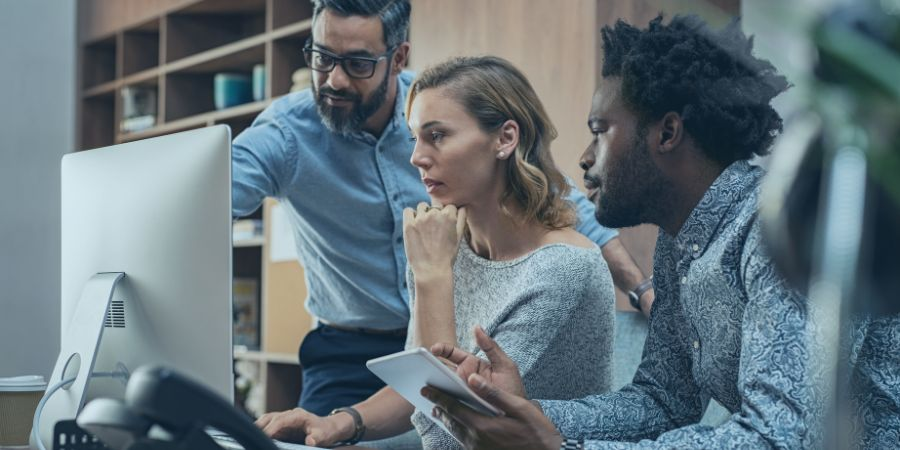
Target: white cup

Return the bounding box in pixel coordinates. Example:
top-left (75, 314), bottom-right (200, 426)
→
top-left (0, 375), bottom-right (47, 447)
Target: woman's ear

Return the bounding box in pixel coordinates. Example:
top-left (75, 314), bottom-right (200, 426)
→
top-left (496, 119), bottom-right (519, 160)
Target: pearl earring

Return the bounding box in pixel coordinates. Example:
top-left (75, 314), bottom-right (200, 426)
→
top-left (497, 152), bottom-right (505, 159)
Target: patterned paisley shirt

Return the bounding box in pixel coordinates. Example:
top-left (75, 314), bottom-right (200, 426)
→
top-left (538, 160), bottom-right (900, 448)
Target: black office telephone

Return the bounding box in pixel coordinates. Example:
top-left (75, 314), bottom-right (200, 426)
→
top-left (76, 366), bottom-right (279, 450)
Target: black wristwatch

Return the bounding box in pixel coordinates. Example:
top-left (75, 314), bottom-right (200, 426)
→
top-left (627, 276), bottom-right (654, 312)
top-left (560, 437), bottom-right (584, 450)
top-left (329, 406), bottom-right (366, 445)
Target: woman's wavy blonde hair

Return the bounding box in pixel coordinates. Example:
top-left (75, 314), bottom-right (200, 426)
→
top-left (405, 56), bottom-right (575, 229)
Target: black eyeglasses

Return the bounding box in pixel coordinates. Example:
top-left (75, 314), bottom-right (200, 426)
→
top-left (302, 44), bottom-right (396, 79)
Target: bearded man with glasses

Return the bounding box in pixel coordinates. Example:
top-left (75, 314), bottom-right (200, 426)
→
top-left (302, 39), bottom-right (398, 135)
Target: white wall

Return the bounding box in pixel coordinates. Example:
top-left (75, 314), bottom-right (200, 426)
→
top-left (0, 1), bottom-right (75, 377)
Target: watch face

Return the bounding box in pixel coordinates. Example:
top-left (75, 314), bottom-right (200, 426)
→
top-left (628, 292), bottom-right (641, 309)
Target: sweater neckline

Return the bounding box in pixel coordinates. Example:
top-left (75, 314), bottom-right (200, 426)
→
top-left (458, 240), bottom-right (600, 268)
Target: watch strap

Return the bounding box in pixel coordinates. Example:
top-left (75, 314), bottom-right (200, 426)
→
top-left (628, 276), bottom-right (654, 311)
top-left (329, 406), bottom-right (366, 445)
top-left (560, 437), bottom-right (584, 450)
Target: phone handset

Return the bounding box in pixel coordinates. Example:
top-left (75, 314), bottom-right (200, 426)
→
top-left (77, 366), bottom-right (279, 450)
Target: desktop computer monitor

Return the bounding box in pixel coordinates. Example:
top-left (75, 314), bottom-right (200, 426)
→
top-left (36, 125), bottom-right (234, 447)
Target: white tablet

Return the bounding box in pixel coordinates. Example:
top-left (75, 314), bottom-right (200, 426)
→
top-left (366, 347), bottom-right (503, 434)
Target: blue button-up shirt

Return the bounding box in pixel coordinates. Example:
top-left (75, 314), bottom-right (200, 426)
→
top-left (232, 71), bottom-right (617, 330)
top-left (539, 160), bottom-right (900, 448)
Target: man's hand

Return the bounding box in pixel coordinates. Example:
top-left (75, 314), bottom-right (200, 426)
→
top-left (422, 373), bottom-right (562, 450)
top-left (255, 407), bottom-right (353, 447)
top-left (431, 326), bottom-right (526, 398)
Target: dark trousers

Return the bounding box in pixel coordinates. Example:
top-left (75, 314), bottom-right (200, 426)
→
top-left (298, 323), bottom-right (406, 416)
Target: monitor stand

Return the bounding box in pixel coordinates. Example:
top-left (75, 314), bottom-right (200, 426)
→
top-left (36, 272), bottom-right (127, 448)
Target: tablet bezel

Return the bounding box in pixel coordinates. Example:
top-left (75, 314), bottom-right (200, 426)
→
top-left (366, 347), bottom-right (503, 419)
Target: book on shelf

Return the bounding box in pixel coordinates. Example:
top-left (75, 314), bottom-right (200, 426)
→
top-left (233, 218), bottom-right (263, 241)
top-left (214, 73), bottom-right (252, 110)
top-left (233, 277), bottom-right (260, 350)
top-left (120, 115), bottom-right (156, 133)
top-left (120, 86), bottom-right (157, 133)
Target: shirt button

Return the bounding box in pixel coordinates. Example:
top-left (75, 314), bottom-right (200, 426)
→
top-left (681, 276), bottom-right (687, 285)
top-left (396, 236), bottom-right (403, 244)
top-left (692, 244), bottom-right (699, 252)
top-left (693, 340), bottom-right (700, 350)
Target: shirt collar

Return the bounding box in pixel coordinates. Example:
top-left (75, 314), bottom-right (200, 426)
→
top-left (673, 160), bottom-right (761, 257)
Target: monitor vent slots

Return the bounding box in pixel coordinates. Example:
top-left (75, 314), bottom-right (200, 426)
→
top-left (104, 300), bottom-right (126, 328)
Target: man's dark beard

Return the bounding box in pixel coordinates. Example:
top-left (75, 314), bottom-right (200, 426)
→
top-left (594, 127), bottom-right (672, 228)
top-left (314, 63), bottom-right (391, 137)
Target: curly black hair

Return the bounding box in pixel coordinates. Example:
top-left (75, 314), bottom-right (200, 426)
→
top-left (601, 14), bottom-right (790, 165)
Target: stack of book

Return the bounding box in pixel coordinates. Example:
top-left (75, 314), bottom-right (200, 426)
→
top-left (120, 86), bottom-right (157, 133)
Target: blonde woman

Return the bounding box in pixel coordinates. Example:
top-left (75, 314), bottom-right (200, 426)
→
top-left (256, 56), bottom-right (615, 449)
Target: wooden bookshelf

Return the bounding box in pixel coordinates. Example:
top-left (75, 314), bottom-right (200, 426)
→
top-left (78, 0), bottom-right (313, 150)
top-left (78, 0), bottom-right (315, 416)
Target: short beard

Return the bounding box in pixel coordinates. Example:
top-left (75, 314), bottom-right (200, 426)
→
top-left (314, 63), bottom-right (391, 137)
top-left (594, 125), bottom-right (672, 228)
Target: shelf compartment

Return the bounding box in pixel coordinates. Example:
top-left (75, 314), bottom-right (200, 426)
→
top-left (271, 32), bottom-right (310, 98)
top-left (82, 35), bottom-right (117, 89)
top-left (265, 362), bottom-right (302, 413)
top-left (80, 92), bottom-right (115, 150)
top-left (165, 0), bottom-right (266, 63)
top-left (119, 77), bottom-right (160, 136)
top-left (271, 0), bottom-right (314, 30)
top-left (164, 72), bottom-right (214, 121)
top-left (122, 19), bottom-right (160, 76)
top-left (165, 44), bottom-right (265, 121)
top-left (118, 100), bottom-right (269, 144)
top-left (234, 244), bottom-right (262, 279)
top-left (234, 245), bottom-right (263, 350)
top-left (169, 41), bottom-right (265, 75)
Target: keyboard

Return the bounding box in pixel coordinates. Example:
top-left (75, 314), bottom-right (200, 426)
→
top-left (210, 432), bottom-right (328, 450)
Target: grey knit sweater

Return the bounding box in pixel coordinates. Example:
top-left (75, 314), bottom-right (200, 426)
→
top-left (404, 241), bottom-right (616, 449)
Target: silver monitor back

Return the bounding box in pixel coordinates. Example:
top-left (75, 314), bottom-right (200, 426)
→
top-left (46, 125), bottom-right (233, 444)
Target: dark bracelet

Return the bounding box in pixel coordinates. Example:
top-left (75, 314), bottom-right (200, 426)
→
top-left (627, 276), bottom-right (654, 312)
top-left (329, 406), bottom-right (366, 445)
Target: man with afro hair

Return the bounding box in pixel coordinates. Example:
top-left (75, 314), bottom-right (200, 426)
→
top-left (420, 14), bottom-right (898, 449)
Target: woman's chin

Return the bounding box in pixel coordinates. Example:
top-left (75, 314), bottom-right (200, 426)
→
top-left (428, 194), bottom-right (466, 209)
